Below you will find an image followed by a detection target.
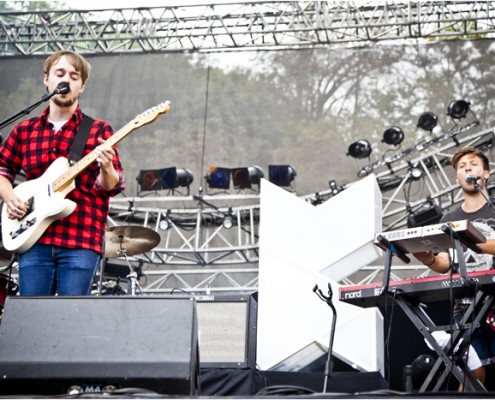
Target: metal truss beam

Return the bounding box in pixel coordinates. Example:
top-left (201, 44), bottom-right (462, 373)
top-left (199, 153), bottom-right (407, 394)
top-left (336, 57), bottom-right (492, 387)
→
top-left (1, 1), bottom-right (495, 56)
top-left (106, 193), bottom-right (260, 294)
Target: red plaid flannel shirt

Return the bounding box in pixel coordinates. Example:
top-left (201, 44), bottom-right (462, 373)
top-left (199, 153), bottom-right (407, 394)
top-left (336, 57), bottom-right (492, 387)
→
top-left (0, 105), bottom-right (125, 255)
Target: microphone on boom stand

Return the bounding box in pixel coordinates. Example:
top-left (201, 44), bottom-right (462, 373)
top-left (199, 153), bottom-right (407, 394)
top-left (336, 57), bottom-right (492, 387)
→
top-left (0, 82), bottom-right (71, 130)
top-left (465, 174), bottom-right (495, 215)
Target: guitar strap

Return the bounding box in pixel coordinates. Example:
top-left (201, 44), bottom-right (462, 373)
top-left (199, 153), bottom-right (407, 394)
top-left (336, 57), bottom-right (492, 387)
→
top-left (68, 114), bottom-right (94, 166)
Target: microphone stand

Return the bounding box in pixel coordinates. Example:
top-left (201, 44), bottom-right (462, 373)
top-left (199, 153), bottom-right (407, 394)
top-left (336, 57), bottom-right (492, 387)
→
top-left (0, 88), bottom-right (61, 130)
top-left (472, 179), bottom-right (495, 215)
top-left (313, 283), bottom-right (337, 393)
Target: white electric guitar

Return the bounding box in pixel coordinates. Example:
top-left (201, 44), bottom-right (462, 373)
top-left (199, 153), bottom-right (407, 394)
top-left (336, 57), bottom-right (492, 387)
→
top-left (1, 101), bottom-right (170, 253)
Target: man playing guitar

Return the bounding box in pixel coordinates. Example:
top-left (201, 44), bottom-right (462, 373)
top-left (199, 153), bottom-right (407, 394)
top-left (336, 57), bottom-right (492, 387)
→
top-left (0, 50), bottom-right (125, 296)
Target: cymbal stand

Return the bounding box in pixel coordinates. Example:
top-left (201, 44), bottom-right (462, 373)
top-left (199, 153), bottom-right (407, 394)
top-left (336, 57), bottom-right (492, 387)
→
top-left (116, 235), bottom-right (142, 296)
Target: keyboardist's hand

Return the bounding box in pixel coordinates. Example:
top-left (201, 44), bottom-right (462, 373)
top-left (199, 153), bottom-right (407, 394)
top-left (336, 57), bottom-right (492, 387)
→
top-left (413, 251), bottom-right (436, 267)
top-left (413, 251), bottom-right (450, 273)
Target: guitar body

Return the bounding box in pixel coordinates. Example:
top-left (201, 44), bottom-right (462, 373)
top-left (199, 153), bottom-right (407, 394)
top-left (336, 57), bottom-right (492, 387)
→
top-left (1, 157), bottom-right (76, 253)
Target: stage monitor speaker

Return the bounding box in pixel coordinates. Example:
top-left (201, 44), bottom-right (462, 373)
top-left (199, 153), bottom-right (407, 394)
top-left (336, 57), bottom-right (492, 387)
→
top-left (196, 293), bottom-right (257, 368)
top-left (0, 296), bottom-right (199, 396)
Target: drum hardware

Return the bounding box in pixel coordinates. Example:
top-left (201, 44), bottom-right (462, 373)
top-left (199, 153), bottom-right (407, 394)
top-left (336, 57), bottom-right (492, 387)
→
top-left (102, 226), bottom-right (160, 296)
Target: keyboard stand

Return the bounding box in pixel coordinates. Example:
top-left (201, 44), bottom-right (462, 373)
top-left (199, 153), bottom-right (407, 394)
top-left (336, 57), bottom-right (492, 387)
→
top-left (377, 223), bottom-right (489, 392)
top-left (395, 288), bottom-right (493, 392)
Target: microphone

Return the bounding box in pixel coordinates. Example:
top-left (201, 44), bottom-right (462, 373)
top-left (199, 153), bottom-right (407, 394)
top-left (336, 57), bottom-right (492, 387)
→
top-left (465, 174), bottom-right (481, 184)
top-left (53, 82), bottom-right (70, 95)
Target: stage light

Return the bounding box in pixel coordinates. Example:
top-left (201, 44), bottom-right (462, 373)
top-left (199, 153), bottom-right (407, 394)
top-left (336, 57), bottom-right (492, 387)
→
top-left (222, 212), bottom-right (234, 229)
top-left (159, 212), bottom-right (172, 231)
top-left (417, 112), bottom-right (438, 132)
top-left (137, 167), bottom-right (193, 193)
top-left (137, 169), bottom-right (162, 191)
top-left (161, 167), bottom-right (194, 189)
top-left (328, 180), bottom-right (343, 196)
top-left (231, 166), bottom-right (264, 189)
top-left (447, 99), bottom-right (470, 119)
top-left (346, 140), bottom-right (372, 159)
top-left (409, 167), bottom-right (423, 181)
top-left (268, 165), bottom-right (297, 187)
top-left (407, 205), bottom-right (443, 228)
top-left (382, 126), bottom-right (404, 146)
top-left (205, 167), bottom-right (231, 189)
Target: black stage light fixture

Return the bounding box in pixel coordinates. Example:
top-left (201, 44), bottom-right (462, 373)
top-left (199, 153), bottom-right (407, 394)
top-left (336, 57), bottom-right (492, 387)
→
top-left (232, 166), bottom-right (264, 189)
top-left (346, 140), bottom-right (372, 159)
top-left (382, 126), bottom-right (404, 146)
top-left (417, 112), bottom-right (438, 132)
top-left (205, 167), bottom-right (231, 190)
top-left (268, 165), bottom-right (297, 187)
top-left (407, 205), bottom-right (443, 228)
top-left (161, 167), bottom-right (194, 190)
top-left (137, 169), bottom-right (162, 191)
top-left (447, 99), bottom-right (471, 119)
top-left (137, 167), bottom-right (193, 193)
top-left (328, 180), bottom-right (343, 196)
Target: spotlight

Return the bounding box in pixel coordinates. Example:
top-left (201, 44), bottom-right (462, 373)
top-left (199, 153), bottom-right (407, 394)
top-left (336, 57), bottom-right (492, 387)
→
top-left (231, 166), bottom-right (264, 189)
top-left (346, 140), bottom-right (372, 159)
top-left (159, 218), bottom-right (172, 231)
top-left (137, 169), bottom-right (161, 191)
top-left (417, 112), bottom-right (438, 132)
top-left (409, 167), bottom-right (423, 181)
top-left (328, 180), bottom-right (343, 196)
top-left (205, 167), bottom-right (231, 189)
top-left (382, 126), bottom-right (404, 146)
top-left (447, 99), bottom-right (470, 119)
top-left (268, 165), bottom-right (297, 187)
top-left (136, 167), bottom-right (193, 193)
top-left (161, 167), bottom-right (193, 189)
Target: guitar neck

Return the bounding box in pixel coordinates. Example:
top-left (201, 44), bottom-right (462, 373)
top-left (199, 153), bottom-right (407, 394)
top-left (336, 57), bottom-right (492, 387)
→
top-left (51, 101), bottom-right (170, 192)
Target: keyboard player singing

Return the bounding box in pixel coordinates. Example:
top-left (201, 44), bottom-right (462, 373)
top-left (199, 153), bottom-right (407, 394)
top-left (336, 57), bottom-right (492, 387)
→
top-left (414, 146), bottom-right (495, 388)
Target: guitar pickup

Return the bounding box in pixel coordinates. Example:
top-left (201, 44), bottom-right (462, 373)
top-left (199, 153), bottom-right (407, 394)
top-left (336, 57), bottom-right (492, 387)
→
top-left (10, 217), bottom-right (37, 240)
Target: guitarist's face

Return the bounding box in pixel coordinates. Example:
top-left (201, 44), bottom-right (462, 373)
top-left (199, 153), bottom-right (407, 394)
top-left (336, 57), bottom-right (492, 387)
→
top-left (44, 55), bottom-right (86, 109)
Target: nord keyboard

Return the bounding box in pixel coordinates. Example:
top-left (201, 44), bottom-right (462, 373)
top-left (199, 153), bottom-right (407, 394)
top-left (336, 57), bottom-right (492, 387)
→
top-left (375, 219), bottom-right (485, 254)
top-left (339, 269), bottom-right (495, 308)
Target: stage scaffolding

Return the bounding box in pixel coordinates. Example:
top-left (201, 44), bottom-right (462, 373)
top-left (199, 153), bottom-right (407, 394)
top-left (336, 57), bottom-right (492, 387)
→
top-left (1, 1), bottom-right (495, 56)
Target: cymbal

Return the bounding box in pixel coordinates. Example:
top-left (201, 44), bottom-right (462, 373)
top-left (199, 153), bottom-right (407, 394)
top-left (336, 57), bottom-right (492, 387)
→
top-left (105, 226), bottom-right (160, 258)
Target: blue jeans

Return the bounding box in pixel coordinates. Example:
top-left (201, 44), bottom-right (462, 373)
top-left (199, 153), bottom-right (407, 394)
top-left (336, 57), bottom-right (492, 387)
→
top-left (18, 244), bottom-right (101, 296)
top-left (454, 314), bottom-right (495, 365)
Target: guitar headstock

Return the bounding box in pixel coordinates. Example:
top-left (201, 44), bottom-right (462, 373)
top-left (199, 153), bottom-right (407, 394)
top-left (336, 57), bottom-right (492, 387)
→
top-left (132, 101), bottom-right (171, 127)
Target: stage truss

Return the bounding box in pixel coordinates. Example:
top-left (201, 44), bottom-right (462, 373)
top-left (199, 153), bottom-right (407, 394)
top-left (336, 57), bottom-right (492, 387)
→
top-left (1, 1), bottom-right (495, 56)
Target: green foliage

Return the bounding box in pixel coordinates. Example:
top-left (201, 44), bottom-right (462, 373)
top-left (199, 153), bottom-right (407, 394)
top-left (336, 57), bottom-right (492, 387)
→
top-left (0, 1), bottom-right (66, 11)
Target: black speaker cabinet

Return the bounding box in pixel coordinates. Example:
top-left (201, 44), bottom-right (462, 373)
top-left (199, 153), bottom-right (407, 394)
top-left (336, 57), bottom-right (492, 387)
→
top-left (0, 296), bottom-right (199, 396)
top-left (196, 293), bottom-right (257, 368)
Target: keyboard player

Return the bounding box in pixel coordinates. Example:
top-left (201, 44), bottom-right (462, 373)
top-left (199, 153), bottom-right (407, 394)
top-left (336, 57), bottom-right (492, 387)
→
top-left (413, 146), bottom-right (495, 388)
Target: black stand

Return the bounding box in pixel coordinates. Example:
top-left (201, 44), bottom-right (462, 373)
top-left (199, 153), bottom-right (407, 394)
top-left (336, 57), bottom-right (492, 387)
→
top-left (0, 89), bottom-right (59, 130)
top-left (472, 181), bottom-right (495, 215)
top-left (411, 288), bottom-right (493, 392)
top-left (377, 224), bottom-right (488, 392)
top-left (375, 234), bottom-right (410, 296)
top-left (313, 283), bottom-right (337, 393)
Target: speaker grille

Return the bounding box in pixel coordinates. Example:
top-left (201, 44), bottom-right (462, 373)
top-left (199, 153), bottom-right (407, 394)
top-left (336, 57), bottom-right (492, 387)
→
top-left (196, 294), bottom-right (257, 368)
